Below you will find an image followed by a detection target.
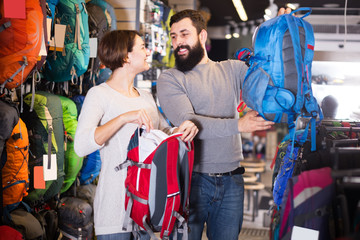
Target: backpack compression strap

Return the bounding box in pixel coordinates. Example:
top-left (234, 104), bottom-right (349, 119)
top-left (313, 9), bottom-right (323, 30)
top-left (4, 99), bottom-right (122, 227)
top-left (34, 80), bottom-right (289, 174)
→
top-left (122, 188), bottom-right (148, 232)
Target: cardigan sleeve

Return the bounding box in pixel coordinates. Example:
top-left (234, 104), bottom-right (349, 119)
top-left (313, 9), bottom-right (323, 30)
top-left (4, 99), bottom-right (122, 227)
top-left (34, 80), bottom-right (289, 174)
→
top-left (74, 88), bottom-right (105, 157)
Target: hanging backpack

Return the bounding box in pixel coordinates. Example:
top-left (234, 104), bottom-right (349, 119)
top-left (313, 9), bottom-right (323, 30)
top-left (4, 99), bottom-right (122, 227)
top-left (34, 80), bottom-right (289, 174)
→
top-left (57, 196), bottom-right (93, 239)
top-left (0, 98), bottom-right (29, 210)
top-left (43, 0), bottom-right (90, 83)
top-left (0, 0), bottom-right (43, 94)
top-left (87, 0), bottom-right (117, 31)
top-left (7, 204), bottom-right (44, 240)
top-left (236, 8), bottom-right (322, 153)
top-left (116, 128), bottom-right (194, 240)
top-left (1, 117), bottom-right (30, 209)
top-left (33, 207), bottom-right (60, 240)
top-left (83, 0), bottom-right (110, 90)
top-left (58, 96), bottom-right (83, 193)
top-left (20, 91), bottom-right (65, 207)
top-left (0, 225), bottom-right (24, 240)
top-left (279, 167), bottom-right (335, 240)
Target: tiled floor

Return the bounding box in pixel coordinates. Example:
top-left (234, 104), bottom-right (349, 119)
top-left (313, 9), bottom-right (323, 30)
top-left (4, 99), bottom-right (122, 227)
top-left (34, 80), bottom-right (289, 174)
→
top-left (201, 159), bottom-right (274, 240)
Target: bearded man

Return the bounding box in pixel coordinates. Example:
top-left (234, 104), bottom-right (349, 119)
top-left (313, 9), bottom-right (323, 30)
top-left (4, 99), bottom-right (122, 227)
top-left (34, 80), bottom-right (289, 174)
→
top-left (157, 9), bottom-right (289, 240)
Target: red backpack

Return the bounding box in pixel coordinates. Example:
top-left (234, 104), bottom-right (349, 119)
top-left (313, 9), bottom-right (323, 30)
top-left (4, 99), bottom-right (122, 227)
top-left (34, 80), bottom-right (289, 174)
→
top-left (115, 128), bottom-right (194, 240)
top-left (0, 0), bottom-right (43, 94)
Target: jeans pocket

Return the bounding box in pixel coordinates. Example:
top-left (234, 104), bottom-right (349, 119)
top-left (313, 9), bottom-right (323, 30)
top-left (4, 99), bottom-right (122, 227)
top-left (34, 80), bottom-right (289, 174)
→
top-left (231, 174), bottom-right (244, 187)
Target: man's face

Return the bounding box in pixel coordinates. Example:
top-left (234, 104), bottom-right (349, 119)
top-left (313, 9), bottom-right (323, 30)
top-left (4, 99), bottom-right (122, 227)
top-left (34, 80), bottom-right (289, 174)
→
top-left (170, 18), bottom-right (205, 72)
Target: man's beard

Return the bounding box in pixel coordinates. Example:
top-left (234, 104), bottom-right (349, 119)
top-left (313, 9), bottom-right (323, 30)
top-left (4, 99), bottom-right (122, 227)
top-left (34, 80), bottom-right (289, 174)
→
top-left (174, 40), bottom-right (205, 72)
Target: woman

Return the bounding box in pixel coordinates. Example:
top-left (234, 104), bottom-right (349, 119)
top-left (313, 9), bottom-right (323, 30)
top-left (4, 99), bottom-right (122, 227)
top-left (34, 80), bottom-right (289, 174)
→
top-left (74, 30), bottom-right (198, 240)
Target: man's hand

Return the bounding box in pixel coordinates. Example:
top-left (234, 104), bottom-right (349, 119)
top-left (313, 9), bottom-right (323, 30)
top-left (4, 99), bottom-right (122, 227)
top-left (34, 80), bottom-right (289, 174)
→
top-left (277, 7), bottom-right (292, 16)
top-left (174, 120), bottom-right (199, 142)
top-left (237, 110), bottom-right (274, 133)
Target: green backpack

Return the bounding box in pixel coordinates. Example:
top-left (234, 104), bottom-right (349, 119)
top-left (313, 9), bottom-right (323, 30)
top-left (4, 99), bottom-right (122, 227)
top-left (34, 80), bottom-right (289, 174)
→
top-left (58, 96), bottom-right (83, 193)
top-left (21, 91), bottom-right (65, 206)
top-left (43, 0), bottom-right (90, 82)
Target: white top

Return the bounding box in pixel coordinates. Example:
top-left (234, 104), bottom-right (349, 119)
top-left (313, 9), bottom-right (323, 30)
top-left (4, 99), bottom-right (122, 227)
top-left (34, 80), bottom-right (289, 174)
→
top-left (74, 83), bottom-right (171, 235)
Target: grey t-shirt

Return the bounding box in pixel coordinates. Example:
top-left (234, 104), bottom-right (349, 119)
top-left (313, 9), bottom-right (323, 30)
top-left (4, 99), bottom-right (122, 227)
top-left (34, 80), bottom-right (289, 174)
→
top-left (157, 59), bottom-right (248, 173)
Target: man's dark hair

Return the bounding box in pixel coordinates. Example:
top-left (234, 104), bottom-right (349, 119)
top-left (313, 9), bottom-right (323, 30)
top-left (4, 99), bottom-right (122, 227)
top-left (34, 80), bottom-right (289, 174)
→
top-left (170, 9), bottom-right (206, 34)
top-left (98, 30), bottom-right (140, 71)
top-left (321, 95), bottom-right (338, 119)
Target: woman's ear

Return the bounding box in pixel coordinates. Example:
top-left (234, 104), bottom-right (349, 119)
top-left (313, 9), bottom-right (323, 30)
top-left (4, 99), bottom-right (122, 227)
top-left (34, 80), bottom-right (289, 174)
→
top-left (124, 55), bottom-right (130, 64)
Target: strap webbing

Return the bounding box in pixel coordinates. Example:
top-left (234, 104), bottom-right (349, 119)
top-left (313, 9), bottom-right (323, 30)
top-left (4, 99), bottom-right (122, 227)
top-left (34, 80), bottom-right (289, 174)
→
top-left (74, 4), bottom-right (82, 50)
top-left (122, 196), bottom-right (134, 231)
top-left (30, 70), bottom-right (41, 112)
top-left (172, 211), bottom-right (188, 240)
top-left (115, 159), bottom-right (151, 172)
top-left (143, 215), bottom-right (159, 240)
top-left (0, 57), bottom-right (27, 95)
top-left (0, 21), bottom-right (11, 32)
top-left (126, 189), bottom-right (148, 205)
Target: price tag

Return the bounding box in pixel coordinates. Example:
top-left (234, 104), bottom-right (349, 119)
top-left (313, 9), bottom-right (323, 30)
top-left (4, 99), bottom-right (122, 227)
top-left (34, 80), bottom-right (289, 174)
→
top-left (291, 226), bottom-right (319, 240)
top-left (43, 154), bottom-right (57, 181)
top-left (89, 38), bottom-right (98, 58)
top-left (49, 24), bottom-right (66, 52)
top-left (3, 0), bottom-right (25, 19)
top-left (33, 166), bottom-right (46, 189)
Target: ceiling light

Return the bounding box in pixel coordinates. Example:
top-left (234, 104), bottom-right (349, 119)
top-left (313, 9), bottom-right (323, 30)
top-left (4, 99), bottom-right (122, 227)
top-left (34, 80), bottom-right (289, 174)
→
top-left (232, 0), bottom-right (248, 22)
top-left (233, 27), bottom-right (240, 38)
top-left (225, 25), bottom-right (232, 39)
top-left (286, 3), bottom-right (299, 10)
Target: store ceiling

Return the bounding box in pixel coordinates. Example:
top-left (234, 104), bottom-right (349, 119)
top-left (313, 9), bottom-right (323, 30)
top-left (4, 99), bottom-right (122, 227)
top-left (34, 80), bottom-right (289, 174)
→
top-left (200, 0), bottom-right (360, 27)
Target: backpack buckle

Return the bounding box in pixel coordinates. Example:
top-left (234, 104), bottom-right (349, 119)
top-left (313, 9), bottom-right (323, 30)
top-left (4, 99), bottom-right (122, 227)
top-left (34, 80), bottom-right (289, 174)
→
top-left (234, 48), bottom-right (253, 66)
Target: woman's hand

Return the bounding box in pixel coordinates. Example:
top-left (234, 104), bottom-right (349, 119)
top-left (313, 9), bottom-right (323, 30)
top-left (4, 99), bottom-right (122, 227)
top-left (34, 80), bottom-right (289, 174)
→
top-left (121, 109), bottom-right (154, 132)
top-left (173, 120), bottom-right (199, 142)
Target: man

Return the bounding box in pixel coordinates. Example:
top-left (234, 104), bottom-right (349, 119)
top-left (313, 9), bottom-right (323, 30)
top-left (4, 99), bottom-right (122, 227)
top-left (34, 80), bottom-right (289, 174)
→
top-left (157, 8), bottom-right (290, 240)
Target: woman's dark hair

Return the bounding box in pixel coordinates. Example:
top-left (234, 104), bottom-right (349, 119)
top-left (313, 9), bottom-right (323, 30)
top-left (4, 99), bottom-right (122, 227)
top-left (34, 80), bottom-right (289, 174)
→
top-left (170, 9), bottom-right (206, 34)
top-left (98, 30), bottom-right (140, 71)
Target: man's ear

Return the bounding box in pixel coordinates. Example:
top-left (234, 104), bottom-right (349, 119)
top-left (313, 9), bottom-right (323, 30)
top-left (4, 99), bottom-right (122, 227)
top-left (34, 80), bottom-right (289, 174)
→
top-left (199, 29), bottom-right (207, 45)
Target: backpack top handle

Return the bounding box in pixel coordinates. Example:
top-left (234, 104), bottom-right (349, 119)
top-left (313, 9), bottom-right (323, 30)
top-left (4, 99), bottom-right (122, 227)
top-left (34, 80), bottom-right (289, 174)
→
top-left (290, 7), bottom-right (312, 19)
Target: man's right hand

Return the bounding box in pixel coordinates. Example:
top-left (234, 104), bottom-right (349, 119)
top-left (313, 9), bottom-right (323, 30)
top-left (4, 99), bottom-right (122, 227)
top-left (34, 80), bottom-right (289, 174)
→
top-left (237, 110), bottom-right (274, 133)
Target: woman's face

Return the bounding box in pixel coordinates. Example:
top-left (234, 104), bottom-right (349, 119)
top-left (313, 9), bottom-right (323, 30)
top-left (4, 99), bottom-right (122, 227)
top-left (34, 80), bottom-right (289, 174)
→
top-left (127, 35), bottom-right (150, 73)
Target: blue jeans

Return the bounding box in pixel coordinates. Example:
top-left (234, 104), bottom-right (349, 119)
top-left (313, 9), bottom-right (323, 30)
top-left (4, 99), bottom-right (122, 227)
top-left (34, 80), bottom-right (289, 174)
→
top-left (187, 172), bottom-right (244, 240)
top-left (97, 231), bottom-right (150, 240)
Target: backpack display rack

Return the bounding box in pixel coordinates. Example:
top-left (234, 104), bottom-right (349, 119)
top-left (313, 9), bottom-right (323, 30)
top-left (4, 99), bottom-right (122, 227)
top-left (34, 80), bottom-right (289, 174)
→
top-left (270, 121), bottom-right (360, 240)
top-left (319, 121), bottom-right (360, 239)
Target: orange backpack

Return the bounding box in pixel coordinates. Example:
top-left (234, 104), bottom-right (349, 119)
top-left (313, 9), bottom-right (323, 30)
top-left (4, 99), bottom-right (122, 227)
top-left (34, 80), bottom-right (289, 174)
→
top-left (1, 118), bottom-right (30, 207)
top-left (0, 0), bottom-right (43, 93)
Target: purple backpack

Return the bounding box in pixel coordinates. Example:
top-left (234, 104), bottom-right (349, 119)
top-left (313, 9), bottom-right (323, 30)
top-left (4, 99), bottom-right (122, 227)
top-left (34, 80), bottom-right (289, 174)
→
top-left (279, 167), bottom-right (335, 240)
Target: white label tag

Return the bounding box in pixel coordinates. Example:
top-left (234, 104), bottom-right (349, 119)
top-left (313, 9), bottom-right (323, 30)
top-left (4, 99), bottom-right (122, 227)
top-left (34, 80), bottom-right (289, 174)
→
top-left (39, 32), bottom-right (47, 56)
top-left (43, 154), bottom-right (57, 181)
top-left (46, 18), bottom-right (52, 43)
top-left (291, 226), bottom-right (319, 240)
top-left (49, 24), bottom-right (66, 51)
top-left (89, 38), bottom-right (98, 58)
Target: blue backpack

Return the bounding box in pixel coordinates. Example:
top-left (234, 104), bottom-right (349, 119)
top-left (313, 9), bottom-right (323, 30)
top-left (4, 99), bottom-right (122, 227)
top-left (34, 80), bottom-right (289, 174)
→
top-left (43, 0), bottom-right (90, 83)
top-left (236, 8), bottom-right (322, 152)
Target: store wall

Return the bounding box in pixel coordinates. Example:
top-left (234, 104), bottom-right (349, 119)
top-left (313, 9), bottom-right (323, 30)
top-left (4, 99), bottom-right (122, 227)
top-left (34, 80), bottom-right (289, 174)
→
top-left (227, 34), bottom-right (253, 60)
